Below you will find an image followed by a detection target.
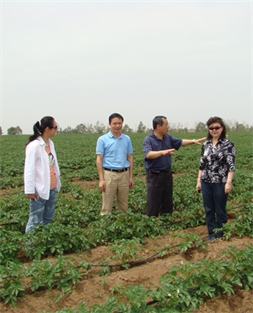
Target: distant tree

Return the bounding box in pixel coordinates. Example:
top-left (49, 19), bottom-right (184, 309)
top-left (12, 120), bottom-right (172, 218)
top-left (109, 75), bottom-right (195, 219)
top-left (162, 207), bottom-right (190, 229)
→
top-left (175, 123), bottom-right (183, 131)
top-left (225, 119), bottom-right (237, 130)
top-left (82, 124), bottom-right (94, 134)
top-left (137, 121), bottom-right (147, 133)
top-left (0, 126), bottom-right (2, 135)
top-left (7, 126), bottom-right (22, 135)
top-left (74, 123), bottom-right (87, 134)
top-left (169, 123), bottom-right (177, 132)
top-left (122, 124), bottom-right (133, 133)
top-left (17, 126), bottom-right (22, 134)
top-left (195, 122), bottom-right (206, 132)
top-left (235, 123), bottom-right (246, 131)
top-left (94, 121), bottom-right (106, 134)
top-left (174, 123), bottom-right (188, 132)
top-left (61, 126), bottom-right (73, 134)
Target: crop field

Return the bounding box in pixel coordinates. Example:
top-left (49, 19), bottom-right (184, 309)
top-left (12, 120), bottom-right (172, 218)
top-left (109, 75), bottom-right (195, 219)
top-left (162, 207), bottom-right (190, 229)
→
top-left (0, 131), bottom-right (252, 313)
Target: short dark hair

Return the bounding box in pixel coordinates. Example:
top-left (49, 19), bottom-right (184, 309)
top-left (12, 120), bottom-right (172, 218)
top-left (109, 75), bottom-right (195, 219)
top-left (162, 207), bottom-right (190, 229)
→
top-left (206, 116), bottom-right (226, 140)
top-left (109, 113), bottom-right (124, 123)
top-left (152, 116), bottom-right (167, 130)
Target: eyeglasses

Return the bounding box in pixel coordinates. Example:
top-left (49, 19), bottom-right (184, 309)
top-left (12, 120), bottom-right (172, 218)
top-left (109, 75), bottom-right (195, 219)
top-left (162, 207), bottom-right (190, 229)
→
top-left (209, 126), bottom-right (221, 131)
top-left (51, 126), bottom-right (58, 130)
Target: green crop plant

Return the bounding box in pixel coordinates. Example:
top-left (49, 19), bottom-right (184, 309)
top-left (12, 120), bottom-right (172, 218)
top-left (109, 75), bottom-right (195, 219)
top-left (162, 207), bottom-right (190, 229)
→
top-left (108, 238), bottom-right (144, 268)
top-left (172, 231), bottom-right (207, 253)
top-left (0, 131), bottom-right (252, 311)
top-left (0, 262), bottom-right (25, 306)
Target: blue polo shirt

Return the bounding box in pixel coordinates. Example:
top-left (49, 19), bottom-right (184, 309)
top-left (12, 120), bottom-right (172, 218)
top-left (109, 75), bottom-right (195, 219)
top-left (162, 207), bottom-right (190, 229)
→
top-left (96, 131), bottom-right (133, 169)
top-left (143, 132), bottom-right (182, 170)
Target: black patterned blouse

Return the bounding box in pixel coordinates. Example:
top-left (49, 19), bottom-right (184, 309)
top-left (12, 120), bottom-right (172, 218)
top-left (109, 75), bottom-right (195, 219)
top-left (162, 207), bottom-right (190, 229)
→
top-left (199, 138), bottom-right (236, 184)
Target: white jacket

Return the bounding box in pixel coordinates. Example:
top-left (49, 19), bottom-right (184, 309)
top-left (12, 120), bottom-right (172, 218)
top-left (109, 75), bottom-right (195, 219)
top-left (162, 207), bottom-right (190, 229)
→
top-left (24, 136), bottom-right (61, 199)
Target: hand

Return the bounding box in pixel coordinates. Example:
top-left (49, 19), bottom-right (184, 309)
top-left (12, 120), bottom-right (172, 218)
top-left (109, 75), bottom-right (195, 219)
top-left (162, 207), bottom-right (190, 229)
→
top-left (98, 180), bottom-right (106, 192)
top-left (162, 149), bottom-right (175, 156)
top-left (129, 178), bottom-right (134, 189)
top-left (196, 182), bottom-right (201, 193)
top-left (27, 194), bottom-right (37, 201)
top-left (225, 182), bottom-right (232, 194)
top-left (194, 137), bottom-right (207, 145)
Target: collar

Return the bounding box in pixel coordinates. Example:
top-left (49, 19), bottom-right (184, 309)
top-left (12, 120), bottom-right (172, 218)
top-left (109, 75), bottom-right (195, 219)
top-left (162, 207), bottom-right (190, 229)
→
top-left (151, 131), bottom-right (164, 140)
top-left (109, 131), bottom-right (122, 139)
top-left (37, 136), bottom-right (50, 146)
top-left (206, 138), bottom-right (225, 144)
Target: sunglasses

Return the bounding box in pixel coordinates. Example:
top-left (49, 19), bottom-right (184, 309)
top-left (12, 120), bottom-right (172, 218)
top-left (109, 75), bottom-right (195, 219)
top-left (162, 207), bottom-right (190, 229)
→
top-left (51, 126), bottom-right (58, 130)
top-left (209, 126), bottom-right (221, 131)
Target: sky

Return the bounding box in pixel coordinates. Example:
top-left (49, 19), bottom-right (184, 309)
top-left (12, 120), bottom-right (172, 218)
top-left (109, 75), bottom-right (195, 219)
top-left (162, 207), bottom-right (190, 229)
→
top-left (1, 0), bottom-right (252, 134)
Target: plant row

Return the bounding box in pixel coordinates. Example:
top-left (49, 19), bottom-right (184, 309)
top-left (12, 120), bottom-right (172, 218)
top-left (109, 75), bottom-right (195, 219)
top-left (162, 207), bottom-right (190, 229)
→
top-left (38, 244), bottom-right (253, 313)
top-left (1, 201), bottom-right (252, 306)
top-left (1, 132), bottom-right (252, 189)
top-left (1, 221), bottom-right (252, 308)
top-left (0, 172), bottom-right (252, 265)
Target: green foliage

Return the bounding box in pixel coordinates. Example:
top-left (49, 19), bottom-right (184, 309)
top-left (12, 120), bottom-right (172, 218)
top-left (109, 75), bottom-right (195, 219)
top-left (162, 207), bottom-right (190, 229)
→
top-left (43, 245), bottom-right (253, 313)
top-left (0, 131), bottom-right (252, 310)
top-left (27, 257), bottom-right (82, 293)
top-left (0, 229), bottom-right (23, 264)
top-left (221, 202), bottom-right (253, 239)
top-left (0, 257), bottom-right (88, 306)
top-left (195, 122), bottom-right (207, 132)
top-left (24, 222), bottom-right (93, 260)
top-left (7, 126), bottom-right (23, 135)
top-left (137, 121), bottom-right (147, 133)
top-left (0, 262), bottom-right (25, 306)
top-left (172, 232), bottom-right (207, 253)
top-left (108, 238), bottom-right (143, 267)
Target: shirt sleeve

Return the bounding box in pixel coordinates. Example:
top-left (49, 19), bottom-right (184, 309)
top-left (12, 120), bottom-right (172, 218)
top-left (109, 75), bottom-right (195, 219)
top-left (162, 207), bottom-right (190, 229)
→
top-left (143, 136), bottom-right (152, 159)
top-left (199, 144), bottom-right (206, 170)
top-left (226, 141), bottom-right (236, 171)
top-left (127, 136), bottom-right (133, 154)
top-left (95, 137), bottom-right (104, 155)
top-left (24, 143), bottom-right (36, 194)
top-left (170, 135), bottom-right (182, 150)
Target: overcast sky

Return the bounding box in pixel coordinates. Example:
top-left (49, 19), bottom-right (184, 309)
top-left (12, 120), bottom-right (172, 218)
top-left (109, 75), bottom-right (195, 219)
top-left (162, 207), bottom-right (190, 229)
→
top-left (1, 0), bottom-right (252, 134)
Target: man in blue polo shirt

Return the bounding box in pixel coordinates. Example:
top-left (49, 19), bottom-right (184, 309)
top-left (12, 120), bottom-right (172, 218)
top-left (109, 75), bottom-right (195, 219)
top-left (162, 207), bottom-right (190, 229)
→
top-left (143, 115), bottom-right (206, 217)
top-left (96, 113), bottom-right (134, 215)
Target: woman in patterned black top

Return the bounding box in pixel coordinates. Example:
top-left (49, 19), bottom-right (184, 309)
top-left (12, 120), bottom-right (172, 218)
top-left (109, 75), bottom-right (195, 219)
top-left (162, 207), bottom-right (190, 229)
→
top-left (196, 117), bottom-right (236, 240)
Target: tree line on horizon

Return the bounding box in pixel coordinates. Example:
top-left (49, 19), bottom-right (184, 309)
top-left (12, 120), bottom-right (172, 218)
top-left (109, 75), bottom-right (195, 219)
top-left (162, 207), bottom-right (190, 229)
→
top-left (1, 120), bottom-right (252, 135)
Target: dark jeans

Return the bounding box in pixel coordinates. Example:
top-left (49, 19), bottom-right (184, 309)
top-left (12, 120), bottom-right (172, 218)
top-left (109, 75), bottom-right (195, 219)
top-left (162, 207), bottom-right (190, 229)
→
top-left (146, 169), bottom-right (173, 217)
top-left (201, 181), bottom-right (228, 239)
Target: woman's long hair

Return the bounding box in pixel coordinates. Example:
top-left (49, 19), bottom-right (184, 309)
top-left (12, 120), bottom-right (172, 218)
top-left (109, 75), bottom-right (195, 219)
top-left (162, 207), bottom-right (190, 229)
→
top-left (206, 116), bottom-right (226, 141)
top-left (27, 116), bottom-right (54, 144)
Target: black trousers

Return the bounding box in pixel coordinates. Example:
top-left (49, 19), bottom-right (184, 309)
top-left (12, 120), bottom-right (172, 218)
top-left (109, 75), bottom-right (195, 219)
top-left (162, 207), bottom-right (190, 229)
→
top-left (146, 169), bottom-right (173, 217)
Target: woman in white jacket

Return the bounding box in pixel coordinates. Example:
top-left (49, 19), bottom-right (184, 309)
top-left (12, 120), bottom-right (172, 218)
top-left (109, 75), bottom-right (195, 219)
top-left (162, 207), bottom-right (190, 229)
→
top-left (24, 116), bottom-right (61, 233)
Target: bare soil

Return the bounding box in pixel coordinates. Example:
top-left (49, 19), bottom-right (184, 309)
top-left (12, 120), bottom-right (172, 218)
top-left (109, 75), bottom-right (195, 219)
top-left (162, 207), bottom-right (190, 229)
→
top-left (1, 183), bottom-right (252, 313)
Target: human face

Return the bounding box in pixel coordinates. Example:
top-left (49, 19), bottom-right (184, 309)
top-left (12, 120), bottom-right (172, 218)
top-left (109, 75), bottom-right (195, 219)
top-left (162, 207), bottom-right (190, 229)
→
top-left (49, 120), bottom-right (58, 136)
top-left (208, 123), bottom-right (223, 139)
top-left (109, 117), bottom-right (123, 136)
top-left (159, 118), bottom-right (169, 135)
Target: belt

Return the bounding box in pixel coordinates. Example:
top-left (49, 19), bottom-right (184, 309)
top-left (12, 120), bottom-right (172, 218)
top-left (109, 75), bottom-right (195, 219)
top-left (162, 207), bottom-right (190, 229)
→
top-left (149, 168), bottom-right (171, 174)
top-left (104, 168), bottom-right (128, 173)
